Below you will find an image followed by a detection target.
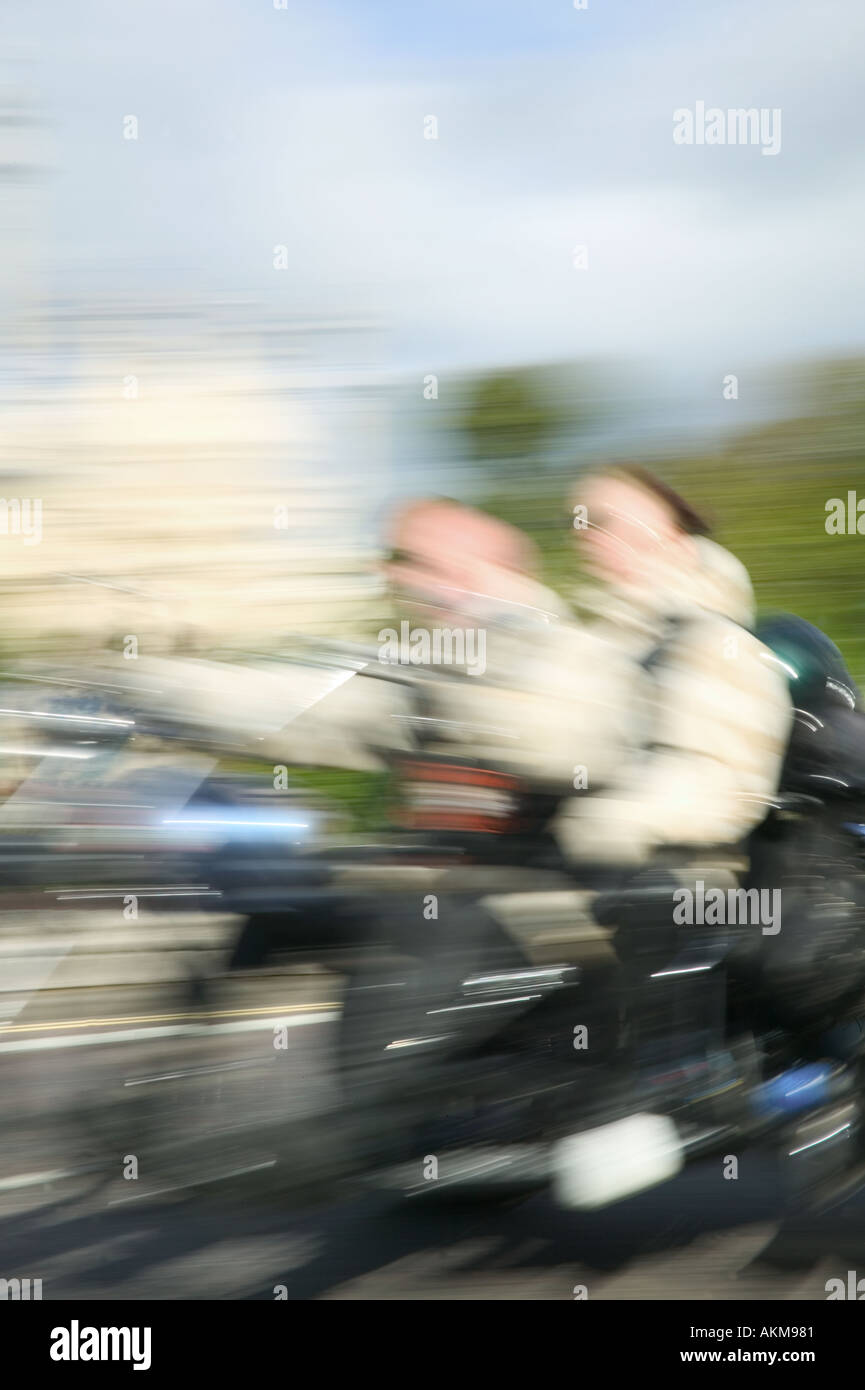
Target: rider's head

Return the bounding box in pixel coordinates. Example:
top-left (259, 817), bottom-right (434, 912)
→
top-left (572, 465), bottom-right (711, 590)
top-left (384, 498), bottom-right (539, 620)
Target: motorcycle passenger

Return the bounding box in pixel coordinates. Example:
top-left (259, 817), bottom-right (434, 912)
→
top-left (554, 465), bottom-right (791, 867)
top-left (553, 466), bottom-right (793, 1000)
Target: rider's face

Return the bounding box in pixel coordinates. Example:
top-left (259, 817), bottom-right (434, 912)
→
top-left (575, 478), bottom-right (682, 586)
top-left (384, 508), bottom-right (473, 616)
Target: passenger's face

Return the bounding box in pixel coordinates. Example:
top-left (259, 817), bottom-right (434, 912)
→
top-left (576, 478), bottom-right (682, 586)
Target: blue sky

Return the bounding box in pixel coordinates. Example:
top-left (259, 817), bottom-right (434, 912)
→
top-left (6, 0), bottom-right (865, 394)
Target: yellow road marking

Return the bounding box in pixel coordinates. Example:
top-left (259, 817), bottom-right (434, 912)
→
top-left (0, 1001), bottom-right (338, 1035)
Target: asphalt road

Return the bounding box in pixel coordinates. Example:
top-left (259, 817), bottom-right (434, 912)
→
top-left (3, 970), bottom-right (865, 1301)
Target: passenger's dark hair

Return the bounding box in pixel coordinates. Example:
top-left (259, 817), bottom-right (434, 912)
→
top-left (606, 464), bottom-right (713, 537)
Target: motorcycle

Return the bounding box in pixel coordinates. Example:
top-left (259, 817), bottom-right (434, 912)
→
top-left (8, 626), bottom-right (865, 1226)
top-left (327, 642), bottom-right (865, 1218)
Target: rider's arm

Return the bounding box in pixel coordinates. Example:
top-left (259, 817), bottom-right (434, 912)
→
top-left (259, 667), bottom-right (415, 772)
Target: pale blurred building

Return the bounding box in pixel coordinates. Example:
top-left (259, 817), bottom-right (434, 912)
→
top-left (0, 293), bottom-right (392, 658)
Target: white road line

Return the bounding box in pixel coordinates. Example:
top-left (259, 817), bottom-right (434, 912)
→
top-left (0, 1011), bottom-right (336, 1054)
top-left (124, 1058), bottom-right (263, 1086)
top-left (0, 1164), bottom-right (102, 1192)
top-left (108, 1160), bottom-right (278, 1204)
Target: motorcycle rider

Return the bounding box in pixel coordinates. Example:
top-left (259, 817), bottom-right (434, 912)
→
top-left (245, 497), bottom-right (635, 1001)
top-left (264, 495), bottom-right (631, 800)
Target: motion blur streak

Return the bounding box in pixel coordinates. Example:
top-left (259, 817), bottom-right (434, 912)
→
top-left (2, 0), bottom-right (865, 1307)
